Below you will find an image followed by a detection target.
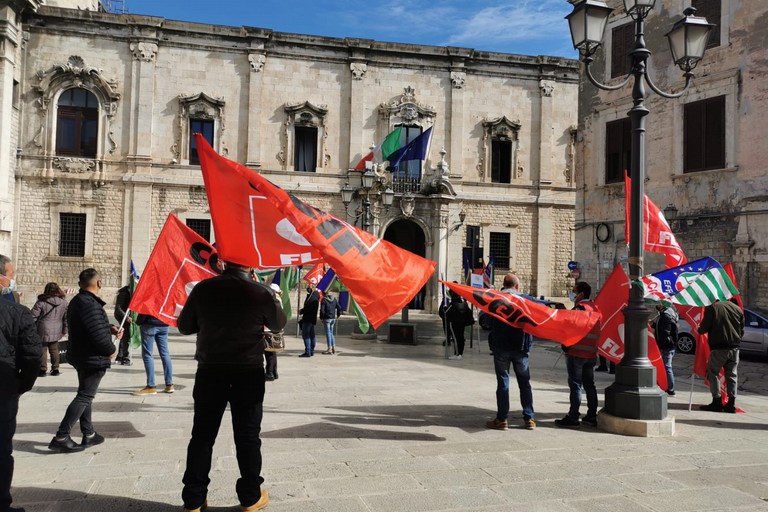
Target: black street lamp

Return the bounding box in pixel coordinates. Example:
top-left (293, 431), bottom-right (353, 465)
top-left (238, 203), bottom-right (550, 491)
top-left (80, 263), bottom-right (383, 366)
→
top-left (341, 166), bottom-right (395, 233)
top-left (566, 0), bottom-right (713, 420)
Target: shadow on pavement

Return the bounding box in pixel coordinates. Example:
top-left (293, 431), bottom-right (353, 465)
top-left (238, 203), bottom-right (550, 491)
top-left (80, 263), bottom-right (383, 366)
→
top-left (262, 422), bottom-right (446, 442)
top-left (674, 418), bottom-right (768, 430)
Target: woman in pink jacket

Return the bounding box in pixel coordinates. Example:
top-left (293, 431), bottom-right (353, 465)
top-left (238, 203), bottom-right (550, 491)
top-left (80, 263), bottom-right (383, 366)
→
top-left (31, 282), bottom-right (68, 376)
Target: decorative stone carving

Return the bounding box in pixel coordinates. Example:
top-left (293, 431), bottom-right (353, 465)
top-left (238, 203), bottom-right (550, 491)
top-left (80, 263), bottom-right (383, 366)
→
top-left (52, 157), bottom-right (96, 173)
top-left (178, 92), bottom-right (225, 163)
top-left (479, 115), bottom-right (522, 180)
top-left (540, 80), bottom-right (555, 97)
top-left (400, 193), bottom-right (416, 217)
top-left (350, 62), bottom-right (367, 80)
top-left (130, 42), bottom-right (158, 62)
top-left (282, 101), bottom-right (329, 171)
top-left (450, 71), bottom-right (466, 88)
top-left (379, 86), bottom-right (437, 126)
top-left (248, 53), bottom-right (266, 72)
top-left (424, 148), bottom-right (456, 196)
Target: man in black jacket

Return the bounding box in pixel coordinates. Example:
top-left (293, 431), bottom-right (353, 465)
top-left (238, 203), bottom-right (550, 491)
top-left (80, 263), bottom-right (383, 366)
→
top-left (49, 268), bottom-right (122, 453)
top-left (698, 298), bottom-right (744, 413)
top-left (178, 261), bottom-right (286, 512)
top-left (0, 291), bottom-right (41, 512)
top-left (113, 284), bottom-right (133, 365)
top-left (298, 283), bottom-right (320, 357)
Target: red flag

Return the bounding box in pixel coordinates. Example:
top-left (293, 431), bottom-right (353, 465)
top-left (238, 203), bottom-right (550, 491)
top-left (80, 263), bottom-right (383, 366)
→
top-left (128, 214), bottom-right (221, 327)
top-left (441, 280), bottom-right (600, 346)
top-left (593, 264), bottom-right (668, 390)
top-left (199, 145), bottom-right (321, 269)
top-left (723, 263), bottom-right (744, 310)
top-left (624, 173), bottom-right (686, 268)
top-left (196, 135), bottom-right (436, 329)
top-left (303, 262), bottom-right (325, 286)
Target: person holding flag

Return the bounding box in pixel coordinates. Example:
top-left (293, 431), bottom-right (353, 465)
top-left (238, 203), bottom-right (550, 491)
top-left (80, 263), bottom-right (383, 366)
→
top-left (113, 263), bottom-right (140, 365)
top-left (298, 283), bottom-right (320, 357)
top-left (698, 299), bottom-right (744, 413)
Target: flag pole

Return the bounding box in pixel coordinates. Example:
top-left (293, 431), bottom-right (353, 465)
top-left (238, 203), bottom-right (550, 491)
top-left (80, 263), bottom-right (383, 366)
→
top-left (688, 373), bottom-right (695, 412)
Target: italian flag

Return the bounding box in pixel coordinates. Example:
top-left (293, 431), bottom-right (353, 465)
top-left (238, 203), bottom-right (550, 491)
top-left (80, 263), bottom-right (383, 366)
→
top-left (354, 127), bottom-right (403, 170)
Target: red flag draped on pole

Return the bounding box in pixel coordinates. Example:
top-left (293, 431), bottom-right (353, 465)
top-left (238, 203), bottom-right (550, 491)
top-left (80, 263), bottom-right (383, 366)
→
top-left (441, 280), bottom-right (600, 346)
top-left (593, 264), bottom-right (669, 390)
top-left (128, 214), bottom-right (221, 327)
top-left (303, 262), bottom-right (325, 286)
top-left (196, 135), bottom-right (436, 329)
top-left (624, 173), bottom-right (686, 269)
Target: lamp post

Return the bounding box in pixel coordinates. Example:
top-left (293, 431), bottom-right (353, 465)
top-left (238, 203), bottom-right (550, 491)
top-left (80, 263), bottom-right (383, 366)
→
top-left (340, 167), bottom-right (395, 233)
top-left (566, 0), bottom-right (713, 420)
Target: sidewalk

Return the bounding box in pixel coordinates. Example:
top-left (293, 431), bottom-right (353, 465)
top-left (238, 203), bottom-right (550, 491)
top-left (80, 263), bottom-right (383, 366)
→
top-left (11, 313), bottom-right (768, 511)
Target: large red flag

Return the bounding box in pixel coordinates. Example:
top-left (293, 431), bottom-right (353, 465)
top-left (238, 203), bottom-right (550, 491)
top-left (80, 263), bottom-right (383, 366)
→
top-left (723, 263), bottom-right (744, 310)
top-left (593, 264), bottom-right (668, 390)
top-left (441, 280), bottom-right (600, 346)
top-left (128, 214), bottom-right (221, 327)
top-left (199, 144), bottom-right (321, 269)
top-left (624, 174), bottom-right (686, 268)
top-left (196, 135), bottom-right (436, 329)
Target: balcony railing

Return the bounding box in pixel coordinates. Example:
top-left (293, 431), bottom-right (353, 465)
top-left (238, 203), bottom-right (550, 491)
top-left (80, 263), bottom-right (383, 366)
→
top-left (391, 176), bottom-right (421, 194)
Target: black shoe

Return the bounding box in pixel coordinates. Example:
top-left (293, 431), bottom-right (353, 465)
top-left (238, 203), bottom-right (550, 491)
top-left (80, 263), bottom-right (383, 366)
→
top-left (6, 506), bottom-right (26, 511)
top-left (265, 373), bottom-right (275, 381)
top-left (723, 396), bottom-right (736, 413)
top-left (81, 432), bottom-right (105, 447)
top-left (39, 370), bottom-right (47, 377)
top-left (666, 389), bottom-right (675, 397)
top-left (298, 353), bottom-right (311, 358)
top-left (273, 371), bottom-right (279, 380)
top-left (594, 366), bottom-right (608, 372)
top-left (582, 416), bottom-right (598, 427)
top-left (49, 435), bottom-right (85, 453)
top-left (554, 416), bottom-right (581, 428)
top-left (700, 399), bottom-right (724, 412)
top-left (122, 359), bottom-right (132, 366)
top-left (50, 369), bottom-right (60, 376)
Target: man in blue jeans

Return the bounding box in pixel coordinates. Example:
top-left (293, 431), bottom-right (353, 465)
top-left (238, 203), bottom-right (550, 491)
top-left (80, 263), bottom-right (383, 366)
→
top-left (485, 274), bottom-right (536, 430)
top-left (555, 281), bottom-right (599, 428)
top-left (132, 314), bottom-right (173, 395)
top-left (319, 291), bottom-right (342, 354)
top-left (653, 304), bottom-right (678, 397)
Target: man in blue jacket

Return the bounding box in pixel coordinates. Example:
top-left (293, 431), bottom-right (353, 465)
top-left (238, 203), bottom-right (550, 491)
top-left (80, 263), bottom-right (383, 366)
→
top-left (49, 268), bottom-right (122, 453)
top-left (0, 280), bottom-right (41, 512)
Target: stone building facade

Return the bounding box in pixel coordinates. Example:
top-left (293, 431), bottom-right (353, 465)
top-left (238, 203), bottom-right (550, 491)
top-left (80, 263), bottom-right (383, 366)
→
top-left (574, 0), bottom-right (768, 311)
top-left (2, 0), bottom-right (579, 313)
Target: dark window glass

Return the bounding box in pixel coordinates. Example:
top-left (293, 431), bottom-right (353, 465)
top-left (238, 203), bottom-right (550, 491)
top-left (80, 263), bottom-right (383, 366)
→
top-left (294, 126), bottom-right (318, 172)
top-left (392, 125), bottom-right (422, 181)
top-left (56, 88), bottom-right (98, 158)
top-left (491, 139), bottom-right (512, 183)
top-left (465, 225), bottom-right (483, 270)
top-left (605, 117), bottom-right (632, 184)
top-left (190, 119), bottom-right (214, 165)
top-left (185, 218), bottom-right (211, 242)
top-left (684, 95), bottom-right (725, 173)
top-left (489, 232), bottom-right (511, 269)
top-left (59, 213), bottom-right (86, 257)
top-left (692, 0), bottom-right (720, 48)
top-left (611, 22), bottom-right (635, 79)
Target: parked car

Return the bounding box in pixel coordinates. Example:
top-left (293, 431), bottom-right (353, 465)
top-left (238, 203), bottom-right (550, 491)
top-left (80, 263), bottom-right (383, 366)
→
top-left (477, 297), bottom-right (566, 331)
top-left (676, 307), bottom-right (768, 358)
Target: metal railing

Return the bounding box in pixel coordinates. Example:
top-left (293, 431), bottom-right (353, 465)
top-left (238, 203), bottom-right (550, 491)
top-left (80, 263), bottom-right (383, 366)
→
top-left (391, 176), bottom-right (421, 194)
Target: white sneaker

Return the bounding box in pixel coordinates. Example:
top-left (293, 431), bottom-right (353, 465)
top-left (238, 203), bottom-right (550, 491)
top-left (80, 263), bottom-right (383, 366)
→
top-left (448, 354), bottom-right (462, 360)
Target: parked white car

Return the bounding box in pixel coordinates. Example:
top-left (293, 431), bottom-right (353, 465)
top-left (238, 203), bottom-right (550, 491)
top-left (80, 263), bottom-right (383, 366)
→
top-left (676, 307), bottom-right (768, 358)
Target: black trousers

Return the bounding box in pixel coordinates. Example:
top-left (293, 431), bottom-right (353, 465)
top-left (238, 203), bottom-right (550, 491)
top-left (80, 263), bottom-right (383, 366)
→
top-left (116, 325), bottom-right (131, 360)
top-left (264, 351), bottom-right (277, 376)
top-left (56, 368), bottom-right (106, 437)
top-left (0, 396), bottom-right (19, 511)
top-left (182, 367), bottom-right (266, 509)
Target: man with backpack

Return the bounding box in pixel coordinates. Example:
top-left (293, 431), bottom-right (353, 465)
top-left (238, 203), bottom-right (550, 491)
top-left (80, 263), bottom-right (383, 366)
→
top-left (654, 304), bottom-right (679, 397)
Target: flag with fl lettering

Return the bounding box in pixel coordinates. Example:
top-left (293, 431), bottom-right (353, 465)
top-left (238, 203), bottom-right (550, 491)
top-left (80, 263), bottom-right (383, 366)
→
top-left (624, 173), bottom-right (686, 269)
top-left (441, 280), bottom-right (600, 346)
top-left (196, 135), bottom-right (436, 329)
top-left (129, 214), bottom-right (221, 327)
top-left (640, 257), bottom-right (739, 306)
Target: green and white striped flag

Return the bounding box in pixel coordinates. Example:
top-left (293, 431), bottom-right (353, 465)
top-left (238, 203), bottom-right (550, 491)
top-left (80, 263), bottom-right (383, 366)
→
top-left (671, 267), bottom-right (739, 307)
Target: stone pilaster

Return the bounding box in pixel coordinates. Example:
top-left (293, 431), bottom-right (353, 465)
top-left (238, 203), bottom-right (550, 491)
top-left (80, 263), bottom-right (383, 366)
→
top-left (125, 182), bottom-right (153, 277)
top-left (535, 204), bottom-right (554, 297)
top-left (348, 60), bottom-right (367, 169)
top-left (0, 5), bottom-right (20, 252)
top-left (538, 79), bottom-right (555, 184)
top-left (128, 40), bottom-right (158, 160)
top-left (449, 68), bottom-right (466, 178)
top-left (246, 51), bottom-right (266, 166)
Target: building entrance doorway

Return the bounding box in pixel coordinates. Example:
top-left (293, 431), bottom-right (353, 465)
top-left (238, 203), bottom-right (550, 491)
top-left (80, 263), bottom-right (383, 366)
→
top-left (383, 219), bottom-right (427, 309)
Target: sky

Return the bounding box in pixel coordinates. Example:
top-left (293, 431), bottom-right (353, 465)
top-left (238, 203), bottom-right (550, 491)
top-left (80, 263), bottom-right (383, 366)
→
top-left (125, 0), bottom-right (579, 59)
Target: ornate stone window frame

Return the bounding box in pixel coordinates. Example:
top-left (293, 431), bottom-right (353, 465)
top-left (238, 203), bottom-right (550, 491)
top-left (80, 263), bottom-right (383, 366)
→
top-left (33, 56), bottom-right (120, 184)
top-left (177, 92), bottom-right (225, 165)
top-left (47, 202), bottom-right (97, 261)
top-left (378, 86), bottom-right (436, 141)
top-left (479, 116), bottom-right (522, 182)
top-left (281, 101), bottom-right (329, 171)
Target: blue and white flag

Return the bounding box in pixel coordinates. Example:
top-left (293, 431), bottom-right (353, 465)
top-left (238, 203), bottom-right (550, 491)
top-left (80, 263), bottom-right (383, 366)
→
top-left (640, 257), bottom-right (739, 307)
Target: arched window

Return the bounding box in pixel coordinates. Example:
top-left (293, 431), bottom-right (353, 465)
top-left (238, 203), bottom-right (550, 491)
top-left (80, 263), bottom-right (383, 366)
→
top-left (56, 88), bottom-right (99, 158)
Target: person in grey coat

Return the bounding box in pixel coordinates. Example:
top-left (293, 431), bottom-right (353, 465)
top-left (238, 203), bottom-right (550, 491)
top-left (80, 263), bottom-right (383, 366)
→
top-left (31, 283), bottom-right (68, 377)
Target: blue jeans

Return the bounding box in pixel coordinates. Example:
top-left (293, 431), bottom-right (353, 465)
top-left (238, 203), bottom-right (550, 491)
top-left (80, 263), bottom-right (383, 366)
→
top-left (660, 347), bottom-right (675, 393)
top-left (301, 322), bottom-right (316, 355)
top-left (566, 355), bottom-right (598, 420)
top-left (141, 325), bottom-right (172, 388)
top-left (492, 347), bottom-right (534, 422)
top-left (323, 319), bottom-right (336, 348)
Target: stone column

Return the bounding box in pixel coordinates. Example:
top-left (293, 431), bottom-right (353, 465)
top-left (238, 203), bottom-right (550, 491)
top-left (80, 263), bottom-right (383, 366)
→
top-left (0, 5), bottom-right (21, 252)
top-left (128, 41), bottom-right (158, 161)
top-left (245, 52), bottom-right (266, 167)
top-left (535, 204), bottom-right (554, 297)
top-left (449, 68), bottom-right (466, 178)
top-left (126, 182), bottom-right (153, 279)
top-left (538, 79), bottom-right (555, 184)
top-left (348, 60), bottom-right (367, 169)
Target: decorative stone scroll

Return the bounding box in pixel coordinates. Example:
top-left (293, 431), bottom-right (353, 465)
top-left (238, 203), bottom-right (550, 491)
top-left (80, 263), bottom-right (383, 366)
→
top-left (350, 62), bottom-right (367, 80)
top-left (450, 71), bottom-right (466, 89)
top-left (249, 53), bottom-right (266, 72)
top-left (130, 42), bottom-right (158, 62)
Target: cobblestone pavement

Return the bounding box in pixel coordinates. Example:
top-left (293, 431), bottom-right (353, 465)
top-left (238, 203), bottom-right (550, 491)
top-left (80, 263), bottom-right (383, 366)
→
top-left (11, 313), bottom-right (768, 511)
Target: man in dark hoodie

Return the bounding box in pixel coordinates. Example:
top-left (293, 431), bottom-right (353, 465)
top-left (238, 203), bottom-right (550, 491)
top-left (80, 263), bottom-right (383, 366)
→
top-left (0, 275), bottom-right (41, 512)
top-left (178, 261), bottom-right (286, 512)
top-left (50, 268), bottom-right (122, 453)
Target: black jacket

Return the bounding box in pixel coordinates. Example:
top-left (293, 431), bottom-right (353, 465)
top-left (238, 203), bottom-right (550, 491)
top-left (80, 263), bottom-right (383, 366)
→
top-left (487, 289), bottom-right (533, 353)
top-left (0, 300), bottom-right (41, 398)
top-left (299, 290), bottom-right (320, 325)
top-left (654, 306), bottom-right (679, 350)
top-left (319, 295), bottom-right (342, 320)
top-left (67, 290), bottom-right (116, 369)
top-left (178, 267), bottom-right (287, 369)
